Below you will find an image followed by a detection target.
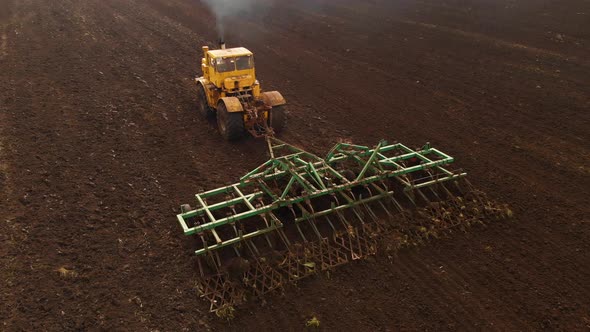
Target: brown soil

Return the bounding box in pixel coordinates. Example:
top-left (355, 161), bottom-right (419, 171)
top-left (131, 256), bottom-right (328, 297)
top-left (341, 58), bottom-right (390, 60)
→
top-left (1, 0), bottom-right (589, 330)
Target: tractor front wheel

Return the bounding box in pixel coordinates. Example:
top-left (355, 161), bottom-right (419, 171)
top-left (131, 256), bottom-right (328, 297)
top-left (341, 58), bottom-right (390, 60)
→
top-left (217, 102), bottom-right (244, 141)
top-left (197, 85), bottom-right (214, 118)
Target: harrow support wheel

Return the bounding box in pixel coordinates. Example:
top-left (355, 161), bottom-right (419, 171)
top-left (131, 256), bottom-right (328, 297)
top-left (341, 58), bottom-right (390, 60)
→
top-left (217, 100), bottom-right (244, 141)
top-left (180, 204), bottom-right (192, 213)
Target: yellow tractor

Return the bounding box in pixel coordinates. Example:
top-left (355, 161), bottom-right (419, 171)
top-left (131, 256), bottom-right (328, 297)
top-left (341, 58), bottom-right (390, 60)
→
top-left (196, 42), bottom-right (287, 140)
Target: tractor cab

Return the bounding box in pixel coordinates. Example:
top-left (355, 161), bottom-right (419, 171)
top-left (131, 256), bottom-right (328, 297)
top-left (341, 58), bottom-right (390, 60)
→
top-left (201, 46), bottom-right (258, 93)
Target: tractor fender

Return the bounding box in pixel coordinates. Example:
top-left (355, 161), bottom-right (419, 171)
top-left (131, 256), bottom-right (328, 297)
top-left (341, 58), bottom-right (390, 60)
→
top-left (195, 77), bottom-right (209, 99)
top-left (260, 91), bottom-right (286, 107)
top-left (195, 78), bottom-right (214, 107)
top-left (219, 97), bottom-right (244, 113)
top-left (195, 77), bottom-right (208, 89)
top-left (196, 78), bottom-right (218, 94)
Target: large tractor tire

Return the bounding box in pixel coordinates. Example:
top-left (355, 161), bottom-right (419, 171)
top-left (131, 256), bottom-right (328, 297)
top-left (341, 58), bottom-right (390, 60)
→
top-left (270, 105), bottom-right (287, 134)
top-left (217, 101), bottom-right (244, 141)
top-left (197, 85), bottom-right (214, 118)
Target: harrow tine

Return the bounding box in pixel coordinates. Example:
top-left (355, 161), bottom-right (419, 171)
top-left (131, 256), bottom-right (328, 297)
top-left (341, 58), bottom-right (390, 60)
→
top-left (295, 223), bottom-right (308, 243)
top-left (404, 190), bottom-right (417, 206)
top-left (456, 177), bottom-right (471, 194)
top-left (352, 231), bottom-right (363, 259)
top-left (288, 205), bottom-right (297, 221)
top-left (230, 224), bottom-right (243, 257)
top-left (352, 207), bottom-right (365, 224)
top-left (335, 210), bottom-right (351, 230)
top-left (377, 199), bottom-right (393, 218)
top-left (245, 238), bottom-right (260, 257)
top-left (200, 233), bottom-right (210, 253)
top-left (232, 245), bottom-right (241, 257)
top-left (295, 202), bottom-right (323, 240)
top-left (440, 181), bottom-right (455, 199)
top-left (361, 186), bottom-right (380, 222)
top-left (260, 215), bottom-right (275, 249)
top-left (277, 228), bottom-right (291, 248)
top-left (416, 188), bottom-right (431, 203)
top-left (264, 234), bottom-right (274, 249)
top-left (308, 219), bottom-right (323, 240)
top-left (325, 215), bottom-right (337, 233)
top-left (389, 195), bottom-right (405, 212)
top-left (347, 191), bottom-right (366, 223)
top-left (212, 252), bottom-right (222, 272)
top-left (428, 185), bottom-right (442, 201)
top-left (363, 202), bottom-right (379, 222)
top-left (197, 256), bottom-right (205, 278)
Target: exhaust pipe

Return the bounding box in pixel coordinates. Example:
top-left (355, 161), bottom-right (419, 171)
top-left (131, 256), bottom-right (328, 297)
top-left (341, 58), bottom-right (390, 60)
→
top-left (219, 38), bottom-right (226, 50)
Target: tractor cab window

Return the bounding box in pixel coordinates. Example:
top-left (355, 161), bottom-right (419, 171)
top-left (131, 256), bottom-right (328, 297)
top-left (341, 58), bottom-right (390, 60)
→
top-left (215, 57), bottom-right (235, 72)
top-left (215, 55), bottom-right (254, 72)
top-left (236, 55), bottom-right (254, 70)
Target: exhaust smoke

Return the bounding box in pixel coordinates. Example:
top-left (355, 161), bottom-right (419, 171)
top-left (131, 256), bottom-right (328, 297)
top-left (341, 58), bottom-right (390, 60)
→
top-left (202, 0), bottom-right (272, 41)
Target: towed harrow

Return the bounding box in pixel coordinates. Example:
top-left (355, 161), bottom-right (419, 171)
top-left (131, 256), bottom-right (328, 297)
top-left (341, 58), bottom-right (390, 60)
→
top-left (177, 137), bottom-right (508, 312)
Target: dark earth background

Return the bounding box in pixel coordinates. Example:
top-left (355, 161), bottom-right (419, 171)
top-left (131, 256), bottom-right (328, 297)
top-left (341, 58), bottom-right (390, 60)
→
top-left (1, 0), bottom-right (589, 330)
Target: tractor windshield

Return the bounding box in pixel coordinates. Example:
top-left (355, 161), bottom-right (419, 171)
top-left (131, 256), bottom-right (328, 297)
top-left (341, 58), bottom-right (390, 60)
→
top-left (215, 55), bottom-right (254, 72)
top-left (235, 55), bottom-right (254, 70)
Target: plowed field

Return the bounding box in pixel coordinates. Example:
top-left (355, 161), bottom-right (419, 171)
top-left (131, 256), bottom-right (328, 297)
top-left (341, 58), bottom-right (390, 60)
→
top-left (1, 0), bottom-right (589, 330)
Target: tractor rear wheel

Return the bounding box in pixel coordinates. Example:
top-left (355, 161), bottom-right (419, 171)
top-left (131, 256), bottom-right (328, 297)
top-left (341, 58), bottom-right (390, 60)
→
top-left (197, 85), bottom-right (214, 118)
top-left (270, 105), bottom-right (287, 134)
top-left (217, 102), bottom-right (244, 141)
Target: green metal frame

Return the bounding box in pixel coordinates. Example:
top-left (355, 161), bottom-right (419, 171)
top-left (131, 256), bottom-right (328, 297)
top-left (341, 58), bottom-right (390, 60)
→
top-left (177, 138), bottom-right (466, 255)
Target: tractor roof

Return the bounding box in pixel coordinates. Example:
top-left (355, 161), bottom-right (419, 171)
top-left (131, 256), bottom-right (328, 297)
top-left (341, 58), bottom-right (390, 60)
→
top-left (208, 47), bottom-right (253, 58)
